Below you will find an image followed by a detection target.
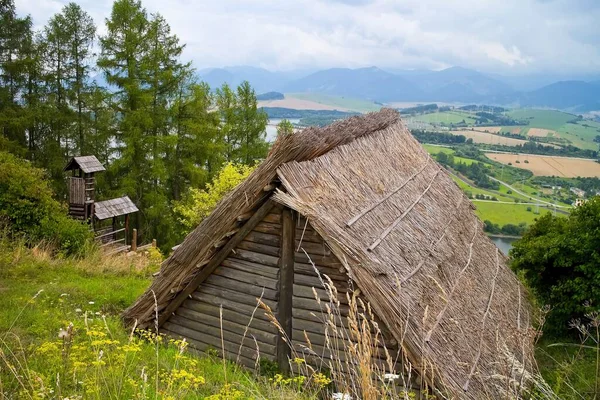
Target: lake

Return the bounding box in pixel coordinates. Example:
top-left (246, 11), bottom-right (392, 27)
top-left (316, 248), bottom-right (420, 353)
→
top-left (489, 235), bottom-right (519, 255)
top-left (266, 118), bottom-right (300, 142)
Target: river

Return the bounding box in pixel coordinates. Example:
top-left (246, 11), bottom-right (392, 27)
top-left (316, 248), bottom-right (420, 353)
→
top-left (489, 235), bottom-right (519, 255)
top-left (265, 118), bottom-right (300, 142)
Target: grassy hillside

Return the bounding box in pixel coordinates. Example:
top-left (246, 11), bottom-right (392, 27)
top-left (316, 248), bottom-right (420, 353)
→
top-left (0, 241), bottom-right (313, 399)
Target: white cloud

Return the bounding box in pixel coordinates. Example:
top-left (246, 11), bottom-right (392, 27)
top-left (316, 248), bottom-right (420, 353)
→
top-left (14, 0), bottom-right (600, 74)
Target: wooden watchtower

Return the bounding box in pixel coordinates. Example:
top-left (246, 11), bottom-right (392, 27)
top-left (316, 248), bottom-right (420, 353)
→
top-left (64, 155), bottom-right (105, 221)
top-left (65, 155), bottom-right (139, 252)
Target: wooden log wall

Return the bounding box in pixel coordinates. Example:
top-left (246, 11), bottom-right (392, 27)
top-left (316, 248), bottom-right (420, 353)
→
top-left (292, 216), bottom-right (405, 375)
top-left (161, 207), bottom-right (283, 369)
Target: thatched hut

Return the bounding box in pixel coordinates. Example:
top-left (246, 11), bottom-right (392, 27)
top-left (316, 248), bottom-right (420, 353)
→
top-left (123, 109), bottom-right (537, 398)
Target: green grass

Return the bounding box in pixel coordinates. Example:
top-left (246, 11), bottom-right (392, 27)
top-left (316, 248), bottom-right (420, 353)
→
top-left (286, 92), bottom-right (381, 113)
top-left (421, 143), bottom-right (454, 154)
top-left (411, 110), bottom-right (477, 125)
top-left (506, 109), bottom-right (575, 131)
top-left (472, 201), bottom-right (549, 225)
top-left (0, 243), bottom-right (312, 399)
top-left (557, 120), bottom-right (600, 151)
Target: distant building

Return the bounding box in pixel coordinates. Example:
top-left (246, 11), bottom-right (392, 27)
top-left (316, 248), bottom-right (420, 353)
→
top-left (570, 187), bottom-right (586, 198)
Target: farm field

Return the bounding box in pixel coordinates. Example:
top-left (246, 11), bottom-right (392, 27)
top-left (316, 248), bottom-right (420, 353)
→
top-left (485, 153), bottom-right (600, 178)
top-left (410, 110), bottom-right (477, 125)
top-left (506, 109), bottom-right (575, 130)
top-left (473, 201), bottom-right (550, 226)
top-left (451, 130), bottom-right (532, 146)
top-left (284, 93), bottom-right (382, 113)
top-left (258, 97), bottom-right (349, 111)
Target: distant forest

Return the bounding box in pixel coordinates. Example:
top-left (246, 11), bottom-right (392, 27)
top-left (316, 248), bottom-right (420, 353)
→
top-left (0, 0), bottom-right (270, 249)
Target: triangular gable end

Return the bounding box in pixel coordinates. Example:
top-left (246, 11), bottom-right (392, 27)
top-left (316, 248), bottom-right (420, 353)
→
top-left (160, 200), bottom-right (417, 389)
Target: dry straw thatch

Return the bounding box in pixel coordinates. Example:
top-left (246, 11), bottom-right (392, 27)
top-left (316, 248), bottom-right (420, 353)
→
top-left (124, 109), bottom-right (537, 398)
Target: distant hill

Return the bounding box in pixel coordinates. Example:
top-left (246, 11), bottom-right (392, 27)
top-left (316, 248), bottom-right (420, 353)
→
top-left (197, 66), bottom-right (293, 93)
top-left (518, 81), bottom-right (600, 112)
top-left (257, 91), bottom-right (284, 100)
top-left (195, 65), bottom-right (600, 111)
top-left (282, 67), bottom-right (423, 102)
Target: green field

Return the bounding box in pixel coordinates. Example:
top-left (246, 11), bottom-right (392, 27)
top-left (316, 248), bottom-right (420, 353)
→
top-left (411, 110), bottom-right (477, 125)
top-left (286, 92), bottom-right (382, 113)
top-left (472, 201), bottom-right (548, 225)
top-left (507, 109), bottom-right (575, 130)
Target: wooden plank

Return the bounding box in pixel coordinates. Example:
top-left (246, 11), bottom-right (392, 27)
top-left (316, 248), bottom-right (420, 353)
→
top-left (292, 329), bottom-right (391, 358)
top-left (293, 284), bottom-right (349, 305)
top-left (205, 273), bottom-right (278, 300)
top-left (293, 296), bottom-right (350, 316)
top-left (175, 307), bottom-right (278, 345)
top-left (212, 264), bottom-right (278, 290)
top-left (190, 291), bottom-right (272, 322)
top-left (295, 252), bottom-right (342, 267)
top-left (295, 241), bottom-right (331, 256)
top-left (231, 248), bottom-right (279, 267)
top-left (169, 314), bottom-right (277, 356)
top-left (162, 322), bottom-right (271, 361)
top-left (243, 231), bottom-right (281, 247)
top-left (157, 200), bottom-right (275, 327)
top-left (221, 258), bottom-right (279, 279)
top-left (294, 266), bottom-right (349, 285)
top-left (194, 285), bottom-right (278, 311)
top-left (263, 213), bottom-right (282, 224)
top-left (252, 222), bottom-right (281, 235)
top-left (277, 207), bottom-right (296, 373)
top-left (236, 240), bottom-right (280, 257)
top-left (163, 331), bottom-right (260, 370)
top-left (181, 299), bottom-right (276, 333)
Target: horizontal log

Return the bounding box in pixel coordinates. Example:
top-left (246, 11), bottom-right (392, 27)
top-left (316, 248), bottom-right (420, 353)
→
top-left (253, 222), bottom-right (281, 235)
top-left (295, 229), bottom-right (322, 244)
top-left (293, 296), bottom-right (351, 316)
top-left (168, 314), bottom-right (277, 356)
top-left (96, 228), bottom-right (126, 239)
top-left (293, 284), bottom-right (349, 305)
top-left (292, 341), bottom-right (391, 370)
top-left (295, 241), bottom-right (331, 256)
top-left (236, 240), bottom-right (280, 257)
top-left (294, 265), bottom-right (349, 284)
top-left (231, 248), bottom-right (279, 267)
top-left (161, 324), bottom-right (269, 365)
top-left (180, 335), bottom-right (260, 370)
top-left (175, 307), bottom-right (277, 345)
top-left (213, 264), bottom-right (278, 290)
top-left (292, 329), bottom-right (392, 359)
top-left (181, 299), bottom-right (276, 333)
top-left (263, 213), bottom-right (281, 224)
top-left (205, 272), bottom-right (278, 300)
top-left (295, 252), bottom-right (342, 268)
top-left (190, 291), bottom-right (272, 322)
top-left (243, 231), bottom-right (281, 247)
top-left (194, 285), bottom-right (278, 311)
top-left (221, 258), bottom-right (279, 279)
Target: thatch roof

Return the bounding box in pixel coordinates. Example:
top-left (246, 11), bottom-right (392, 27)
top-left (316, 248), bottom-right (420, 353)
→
top-left (94, 196), bottom-right (138, 220)
top-left (64, 155), bottom-right (106, 173)
top-left (123, 109), bottom-right (536, 398)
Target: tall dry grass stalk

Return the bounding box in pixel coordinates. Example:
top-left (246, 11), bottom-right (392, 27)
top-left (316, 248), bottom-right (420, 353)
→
top-left (258, 251), bottom-right (420, 400)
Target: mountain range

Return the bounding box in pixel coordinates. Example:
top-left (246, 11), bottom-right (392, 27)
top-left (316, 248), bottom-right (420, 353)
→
top-left (198, 66), bottom-right (600, 112)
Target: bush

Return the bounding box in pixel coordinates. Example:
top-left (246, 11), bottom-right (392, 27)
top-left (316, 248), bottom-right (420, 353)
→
top-left (174, 163), bottom-right (255, 233)
top-left (0, 151), bottom-right (92, 255)
top-left (511, 198), bottom-right (600, 334)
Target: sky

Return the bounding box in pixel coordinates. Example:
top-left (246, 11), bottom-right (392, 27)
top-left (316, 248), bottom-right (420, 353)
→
top-left (14, 0), bottom-right (600, 76)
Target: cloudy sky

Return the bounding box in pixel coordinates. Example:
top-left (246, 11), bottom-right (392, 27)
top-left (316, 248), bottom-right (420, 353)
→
top-left (14, 0), bottom-right (600, 75)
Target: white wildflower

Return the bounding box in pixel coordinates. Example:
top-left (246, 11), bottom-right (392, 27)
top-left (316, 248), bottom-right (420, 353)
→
top-left (332, 393), bottom-right (352, 400)
top-left (58, 329), bottom-right (70, 339)
top-left (383, 373), bottom-right (401, 381)
top-left (88, 301), bottom-right (95, 305)
top-left (60, 293), bottom-right (68, 297)
top-left (75, 308), bottom-right (82, 313)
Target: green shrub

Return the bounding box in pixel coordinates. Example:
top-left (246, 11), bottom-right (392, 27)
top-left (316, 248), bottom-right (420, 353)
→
top-left (0, 151), bottom-right (92, 255)
top-left (511, 197), bottom-right (600, 335)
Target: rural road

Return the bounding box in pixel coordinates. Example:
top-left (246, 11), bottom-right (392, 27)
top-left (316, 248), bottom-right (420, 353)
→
top-left (488, 176), bottom-right (569, 209)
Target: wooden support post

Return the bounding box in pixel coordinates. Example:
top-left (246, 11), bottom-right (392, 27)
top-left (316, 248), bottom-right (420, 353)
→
top-left (152, 239), bottom-right (157, 248)
top-left (112, 217), bottom-right (117, 242)
top-left (277, 207), bottom-right (296, 374)
top-left (125, 215), bottom-right (129, 246)
top-left (131, 229), bottom-right (137, 252)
